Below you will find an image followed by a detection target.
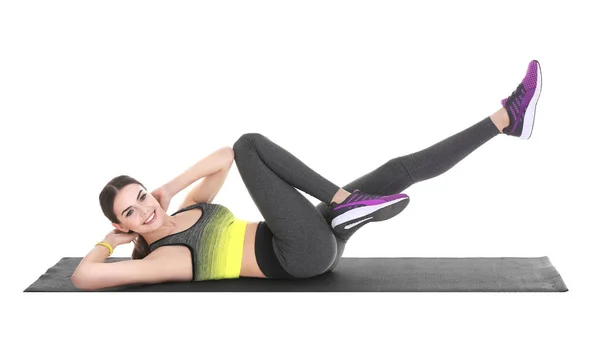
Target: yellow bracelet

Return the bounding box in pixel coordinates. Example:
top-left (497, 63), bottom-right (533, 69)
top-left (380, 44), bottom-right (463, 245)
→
top-left (96, 241), bottom-right (114, 256)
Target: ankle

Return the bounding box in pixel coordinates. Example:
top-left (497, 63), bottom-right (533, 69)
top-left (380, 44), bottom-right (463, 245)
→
top-left (491, 108), bottom-right (510, 133)
top-left (330, 188), bottom-right (352, 204)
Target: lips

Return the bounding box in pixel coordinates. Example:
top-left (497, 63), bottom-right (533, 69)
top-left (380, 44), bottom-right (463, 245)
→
top-left (143, 210), bottom-right (156, 225)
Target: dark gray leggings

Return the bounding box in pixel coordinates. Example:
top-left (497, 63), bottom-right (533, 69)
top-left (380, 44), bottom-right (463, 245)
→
top-left (232, 116), bottom-right (501, 278)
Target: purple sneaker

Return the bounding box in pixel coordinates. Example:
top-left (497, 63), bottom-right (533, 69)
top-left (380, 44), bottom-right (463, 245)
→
top-left (501, 60), bottom-right (543, 140)
top-left (330, 189), bottom-right (410, 236)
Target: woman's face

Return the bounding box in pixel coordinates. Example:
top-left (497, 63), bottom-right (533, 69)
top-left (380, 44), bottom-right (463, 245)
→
top-left (112, 183), bottom-right (163, 234)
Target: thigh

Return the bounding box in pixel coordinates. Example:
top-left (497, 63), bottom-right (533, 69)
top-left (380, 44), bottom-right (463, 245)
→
top-left (233, 135), bottom-right (337, 278)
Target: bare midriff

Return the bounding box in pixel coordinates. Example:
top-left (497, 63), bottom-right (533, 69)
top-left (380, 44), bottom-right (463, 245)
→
top-left (239, 221), bottom-right (267, 278)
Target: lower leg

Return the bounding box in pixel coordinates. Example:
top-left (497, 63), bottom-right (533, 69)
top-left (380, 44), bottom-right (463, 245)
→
top-left (387, 114), bottom-right (502, 186)
top-left (317, 114), bottom-right (501, 224)
top-left (491, 107), bottom-right (510, 133)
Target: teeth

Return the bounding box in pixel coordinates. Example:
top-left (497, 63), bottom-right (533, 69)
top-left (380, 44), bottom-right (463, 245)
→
top-left (144, 211), bottom-right (156, 224)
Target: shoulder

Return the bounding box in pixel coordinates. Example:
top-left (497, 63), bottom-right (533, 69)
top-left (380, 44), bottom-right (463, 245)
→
top-left (173, 198), bottom-right (202, 215)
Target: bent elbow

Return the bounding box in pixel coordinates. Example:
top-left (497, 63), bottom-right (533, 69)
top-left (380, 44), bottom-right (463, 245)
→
top-left (71, 272), bottom-right (97, 291)
top-left (71, 273), bottom-right (86, 290)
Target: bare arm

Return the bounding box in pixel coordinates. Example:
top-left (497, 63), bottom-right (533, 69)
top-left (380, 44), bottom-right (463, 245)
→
top-left (71, 233), bottom-right (189, 290)
top-left (71, 254), bottom-right (190, 291)
top-left (161, 146), bottom-right (235, 204)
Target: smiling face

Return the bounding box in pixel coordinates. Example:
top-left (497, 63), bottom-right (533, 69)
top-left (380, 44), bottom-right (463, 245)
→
top-left (112, 183), bottom-right (163, 234)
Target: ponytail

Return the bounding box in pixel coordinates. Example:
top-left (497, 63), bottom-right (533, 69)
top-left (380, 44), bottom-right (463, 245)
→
top-left (131, 233), bottom-right (151, 259)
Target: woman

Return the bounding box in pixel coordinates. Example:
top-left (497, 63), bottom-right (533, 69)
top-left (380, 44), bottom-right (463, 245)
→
top-left (71, 60), bottom-right (543, 291)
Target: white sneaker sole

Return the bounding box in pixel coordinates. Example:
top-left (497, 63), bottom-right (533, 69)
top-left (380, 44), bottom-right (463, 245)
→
top-left (331, 196), bottom-right (409, 231)
top-left (520, 62), bottom-right (543, 140)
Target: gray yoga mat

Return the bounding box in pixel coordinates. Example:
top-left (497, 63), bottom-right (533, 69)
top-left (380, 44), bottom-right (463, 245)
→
top-left (23, 256), bottom-right (568, 292)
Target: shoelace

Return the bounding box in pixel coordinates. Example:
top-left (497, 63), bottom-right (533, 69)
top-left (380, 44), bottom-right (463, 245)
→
top-left (507, 83), bottom-right (527, 119)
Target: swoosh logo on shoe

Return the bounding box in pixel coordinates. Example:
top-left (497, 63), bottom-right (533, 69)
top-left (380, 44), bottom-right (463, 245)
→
top-left (345, 217), bottom-right (374, 229)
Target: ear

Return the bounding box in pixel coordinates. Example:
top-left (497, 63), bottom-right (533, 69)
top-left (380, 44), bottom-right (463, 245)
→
top-left (112, 222), bottom-right (129, 233)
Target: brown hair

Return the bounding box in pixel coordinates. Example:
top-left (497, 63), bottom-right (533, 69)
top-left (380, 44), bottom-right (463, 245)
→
top-left (99, 175), bottom-right (151, 259)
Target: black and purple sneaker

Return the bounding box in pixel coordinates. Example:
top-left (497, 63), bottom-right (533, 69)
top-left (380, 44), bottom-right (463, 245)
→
top-left (330, 189), bottom-right (410, 236)
top-left (501, 60), bottom-right (543, 140)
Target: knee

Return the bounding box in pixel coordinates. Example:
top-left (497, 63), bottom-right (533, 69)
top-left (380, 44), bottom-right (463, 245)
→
top-left (233, 133), bottom-right (265, 154)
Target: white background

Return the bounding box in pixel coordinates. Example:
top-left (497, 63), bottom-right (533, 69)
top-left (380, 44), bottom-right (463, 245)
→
top-left (2, 0), bottom-right (598, 348)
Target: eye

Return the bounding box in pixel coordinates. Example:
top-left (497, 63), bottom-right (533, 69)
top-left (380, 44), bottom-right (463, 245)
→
top-left (125, 194), bottom-right (147, 217)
